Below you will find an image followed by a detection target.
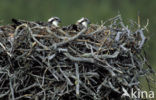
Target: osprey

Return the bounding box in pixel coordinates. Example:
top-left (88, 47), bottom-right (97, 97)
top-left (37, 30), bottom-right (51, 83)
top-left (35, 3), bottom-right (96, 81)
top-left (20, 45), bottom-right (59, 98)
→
top-left (62, 17), bottom-right (90, 32)
top-left (11, 18), bottom-right (43, 28)
top-left (11, 17), bottom-right (61, 28)
top-left (11, 18), bottom-right (27, 28)
top-left (76, 17), bottom-right (90, 28)
top-left (48, 17), bottom-right (61, 27)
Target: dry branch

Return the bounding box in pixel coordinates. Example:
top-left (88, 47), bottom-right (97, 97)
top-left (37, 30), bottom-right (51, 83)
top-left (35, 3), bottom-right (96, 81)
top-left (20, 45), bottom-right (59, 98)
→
top-left (0, 15), bottom-right (155, 100)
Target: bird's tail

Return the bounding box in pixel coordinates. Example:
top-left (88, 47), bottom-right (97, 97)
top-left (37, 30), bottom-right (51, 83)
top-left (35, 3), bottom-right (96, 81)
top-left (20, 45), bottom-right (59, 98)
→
top-left (11, 18), bottom-right (22, 25)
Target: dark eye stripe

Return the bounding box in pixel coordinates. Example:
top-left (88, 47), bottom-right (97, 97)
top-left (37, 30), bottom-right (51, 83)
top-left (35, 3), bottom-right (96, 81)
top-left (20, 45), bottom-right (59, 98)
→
top-left (80, 19), bottom-right (90, 24)
top-left (80, 20), bottom-right (85, 24)
top-left (49, 18), bottom-right (61, 23)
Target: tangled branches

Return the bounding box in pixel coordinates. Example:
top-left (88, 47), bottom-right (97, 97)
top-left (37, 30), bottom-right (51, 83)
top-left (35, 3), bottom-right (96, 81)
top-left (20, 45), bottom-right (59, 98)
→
top-left (0, 15), bottom-right (154, 100)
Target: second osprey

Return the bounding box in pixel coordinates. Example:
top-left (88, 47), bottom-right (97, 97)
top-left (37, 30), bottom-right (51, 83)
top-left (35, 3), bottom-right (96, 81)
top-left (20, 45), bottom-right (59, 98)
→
top-left (62, 17), bottom-right (90, 32)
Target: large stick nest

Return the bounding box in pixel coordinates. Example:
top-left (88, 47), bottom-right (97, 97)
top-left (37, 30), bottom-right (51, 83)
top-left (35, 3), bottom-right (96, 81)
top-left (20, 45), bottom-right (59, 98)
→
top-left (0, 15), bottom-right (154, 100)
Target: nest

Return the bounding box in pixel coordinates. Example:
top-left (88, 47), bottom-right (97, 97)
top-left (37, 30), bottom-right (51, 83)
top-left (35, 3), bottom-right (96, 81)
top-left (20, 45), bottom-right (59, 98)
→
top-left (0, 15), bottom-right (154, 100)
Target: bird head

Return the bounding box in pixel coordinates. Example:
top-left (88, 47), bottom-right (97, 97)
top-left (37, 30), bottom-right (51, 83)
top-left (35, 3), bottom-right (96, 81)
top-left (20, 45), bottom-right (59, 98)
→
top-left (76, 17), bottom-right (90, 28)
top-left (48, 17), bottom-right (61, 27)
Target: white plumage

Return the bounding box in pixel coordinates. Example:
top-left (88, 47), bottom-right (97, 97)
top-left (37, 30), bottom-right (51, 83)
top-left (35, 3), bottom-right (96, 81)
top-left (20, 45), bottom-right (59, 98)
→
top-left (76, 17), bottom-right (90, 28)
top-left (48, 17), bottom-right (61, 27)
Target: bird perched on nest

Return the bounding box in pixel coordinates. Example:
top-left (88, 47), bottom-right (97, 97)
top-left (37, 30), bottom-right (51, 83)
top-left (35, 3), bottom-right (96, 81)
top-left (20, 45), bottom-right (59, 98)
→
top-left (11, 17), bottom-right (61, 28)
top-left (48, 17), bottom-right (61, 27)
top-left (11, 18), bottom-right (28, 28)
top-left (77, 17), bottom-right (90, 28)
top-left (62, 17), bottom-right (90, 32)
top-left (11, 18), bottom-right (43, 28)
top-left (47, 17), bottom-right (68, 36)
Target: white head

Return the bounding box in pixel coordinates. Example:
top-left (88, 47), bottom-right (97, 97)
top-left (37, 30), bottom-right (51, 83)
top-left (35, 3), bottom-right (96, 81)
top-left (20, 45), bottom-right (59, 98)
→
top-left (77, 17), bottom-right (90, 28)
top-left (48, 17), bottom-right (61, 27)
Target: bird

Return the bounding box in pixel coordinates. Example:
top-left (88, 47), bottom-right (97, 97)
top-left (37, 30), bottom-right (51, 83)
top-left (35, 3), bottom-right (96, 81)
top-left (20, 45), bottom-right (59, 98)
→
top-left (11, 18), bottom-right (40, 28)
top-left (11, 18), bottom-right (23, 26)
top-left (76, 17), bottom-right (90, 28)
top-left (11, 16), bottom-right (61, 28)
top-left (48, 17), bottom-right (61, 27)
top-left (11, 18), bottom-right (28, 28)
top-left (62, 17), bottom-right (90, 32)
